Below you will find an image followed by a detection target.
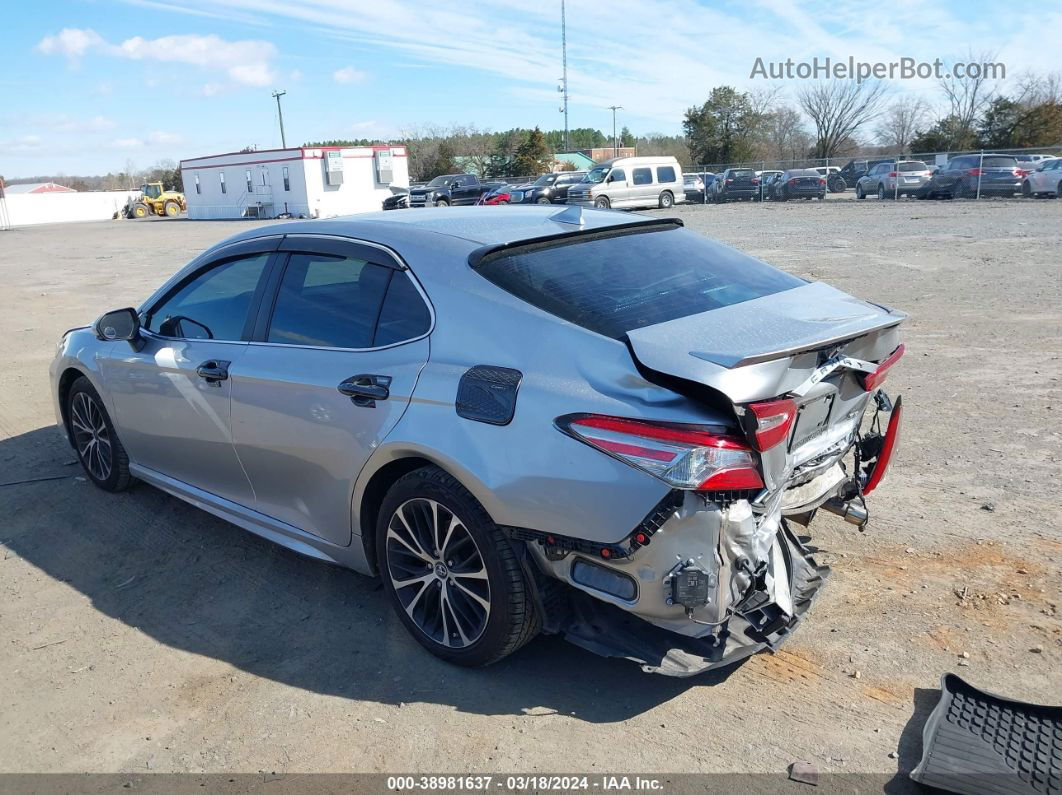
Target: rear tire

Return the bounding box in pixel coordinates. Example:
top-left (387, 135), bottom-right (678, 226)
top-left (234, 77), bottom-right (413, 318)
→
top-left (856, 184), bottom-right (865, 200)
top-left (536, 197), bottom-right (551, 205)
top-left (658, 191), bottom-right (674, 209)
top-left (954, 181), bottom-right (970, 199)
top-left (376, 466), bottom-right (539, 667)
top-left (594, 196), bottom-right (611, 209)
top-left (67, 377), bottom-right (133, 492)
top-left (877, 184), bottom-right (887, 200)
top-left (1056, 180), bottom-right (1062, 198)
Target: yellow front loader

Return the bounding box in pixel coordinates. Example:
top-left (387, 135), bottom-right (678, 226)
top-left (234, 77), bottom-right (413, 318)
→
top-left (124, 182), bottom-right (187, 219)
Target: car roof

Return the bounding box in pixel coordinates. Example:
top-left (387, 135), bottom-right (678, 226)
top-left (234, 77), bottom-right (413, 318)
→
top-left (213, 206), bottom-right (670, 251)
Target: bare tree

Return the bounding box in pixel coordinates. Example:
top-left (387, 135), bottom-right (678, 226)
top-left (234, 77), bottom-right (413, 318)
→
top-left (938, 50), bottom-right (999, 147)
top-left (760, 104), bottom-right (813, 162)
top-left (798, 80), bottom-right (889, 158)
top-left (875, 97), bottom-right (931, 152)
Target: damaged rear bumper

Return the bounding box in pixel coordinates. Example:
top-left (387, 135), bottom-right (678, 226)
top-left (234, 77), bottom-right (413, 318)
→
top-left (536, 525), bottom-right (829, 677)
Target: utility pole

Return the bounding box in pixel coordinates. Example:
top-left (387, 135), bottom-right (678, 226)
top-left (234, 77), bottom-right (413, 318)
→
top-left (271, 90), bottom-right (287, 148)
top-left (558, 0), bottom-right (569, 152)
top-left (608, 105), bottom-right (622, 157)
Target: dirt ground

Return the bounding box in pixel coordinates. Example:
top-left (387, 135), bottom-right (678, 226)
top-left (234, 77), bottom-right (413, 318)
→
top-left (0, 198), bottom-right (1059, 784)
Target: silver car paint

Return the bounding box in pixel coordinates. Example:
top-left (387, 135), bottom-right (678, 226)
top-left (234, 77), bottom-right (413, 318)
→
top-left (51, 206), bottom-right (902, 642)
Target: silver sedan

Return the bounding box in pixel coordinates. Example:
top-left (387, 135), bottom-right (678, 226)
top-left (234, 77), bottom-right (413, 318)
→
top-left (51, 206), bottom-right (906, 676)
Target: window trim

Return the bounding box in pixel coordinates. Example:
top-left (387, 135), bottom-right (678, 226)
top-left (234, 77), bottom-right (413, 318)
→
top-left (140, 237), bottom-right (284, 343)
top-left (248, 235), bottom-right (435, 352)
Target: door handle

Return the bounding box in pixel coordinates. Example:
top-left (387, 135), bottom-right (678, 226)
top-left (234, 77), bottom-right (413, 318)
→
top-left (196, 360), bottom-right (230, 385)
top-left (338, 375), bottom-right (392, 407)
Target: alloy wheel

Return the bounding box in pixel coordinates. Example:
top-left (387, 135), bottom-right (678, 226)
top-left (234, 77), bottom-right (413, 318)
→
top-left (70, 391), bottom-right (113, 481)
top-left (385, 498), bottom-right (490, 649)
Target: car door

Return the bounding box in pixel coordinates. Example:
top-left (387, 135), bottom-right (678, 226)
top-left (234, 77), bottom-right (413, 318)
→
top-left (102, 240), bottom-right (279, 505)
top-left (605, 167), bottom-right (629, 205)
top-left (229, 235), bottom-right (432, 546)
top-left (1033, 159), bottom-right (1057, 192)
top-left (629, 166), bottom-right (655, 207)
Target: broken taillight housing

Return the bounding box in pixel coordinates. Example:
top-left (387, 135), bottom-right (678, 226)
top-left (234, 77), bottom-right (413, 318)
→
top-left (861, 343), bottom-right (905, 392)
top-left (746, 399), bottom-right (798, 451)
top-left (863, 397), bottom-right (902, 495)
top-left (556, 414), bottom-right (764, 491)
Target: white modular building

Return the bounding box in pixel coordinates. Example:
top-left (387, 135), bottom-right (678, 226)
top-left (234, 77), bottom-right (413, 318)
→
top-left (180, 145), bottom-right (409, 220)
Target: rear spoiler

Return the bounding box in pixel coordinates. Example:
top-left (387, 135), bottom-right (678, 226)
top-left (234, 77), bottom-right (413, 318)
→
top-left (468, 218), bottom-right (682, 269)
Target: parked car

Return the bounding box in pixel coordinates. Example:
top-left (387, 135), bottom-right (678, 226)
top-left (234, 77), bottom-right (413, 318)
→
top-left (915, 154), bottom-right (1024, 199)
top-left (1014, 153), bottom-right (1054, 165)
top-left (382, 186), bottom-right (409, 211)
top-left (683, 173), bottom-right (705, 202)
top-left (409, 174), bottom-right (494, 207)
top-left (770, 169), bottom-right (827, 201)
top-left (51, 206), bottom-right (905, 676)
top-left (814, 165), bottom-right (846, 192)
top-left (709, 168), bottom-right (760, 202)
top-left (756, 170), bottom-right (784, 200)
top-left (855, 160), bottom-right (932, 199)
top-left (1021, 157), bottom-right (1062, 198)
top-left (477, 184), bottom-right (514, 206)
top-left (837, 158), bottom-right (891, 192)
top-left (508, 171), bottom-right (587, 205)
top-left (566, 156), bottom-right (686, 209)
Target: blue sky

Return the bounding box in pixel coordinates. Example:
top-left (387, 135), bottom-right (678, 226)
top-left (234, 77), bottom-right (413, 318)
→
top-left (2, 0), bottom-right (1059, 177)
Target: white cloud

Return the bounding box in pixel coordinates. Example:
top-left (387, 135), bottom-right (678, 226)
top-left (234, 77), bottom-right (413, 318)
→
top-left (112, 137), bottom-right (145, 149)
top-left (37, 28), bottom-right (106, 58)
top-left (147, 131), bottom-right (184, 145)
top-left (1, 135), bottom-right (44, 152)
top-left (333, 66), bottom-right (367, 84)
top-left (37, 28), bottom-right (278, 89)
top-left (46, 115), bottom-right (116, 133)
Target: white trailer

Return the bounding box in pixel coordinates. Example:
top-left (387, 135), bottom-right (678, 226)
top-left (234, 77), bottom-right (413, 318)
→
top-left (180, 145), bottom-right (409, 220)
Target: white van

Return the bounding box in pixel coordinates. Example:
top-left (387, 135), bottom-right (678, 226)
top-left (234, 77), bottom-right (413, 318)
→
top-left (566, 156), bottom-right (686, 210)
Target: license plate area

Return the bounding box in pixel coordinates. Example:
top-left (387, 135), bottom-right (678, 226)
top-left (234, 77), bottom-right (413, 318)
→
top-left (789, 394), bottom-right (835, 451)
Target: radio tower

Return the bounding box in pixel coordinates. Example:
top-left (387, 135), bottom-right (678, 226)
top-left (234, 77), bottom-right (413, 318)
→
top-left (558, 0), bottom-right (570, 152)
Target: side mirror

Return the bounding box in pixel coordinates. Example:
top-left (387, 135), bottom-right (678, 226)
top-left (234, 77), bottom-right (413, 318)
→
top-left (95, 307), bottom-right (143, 350)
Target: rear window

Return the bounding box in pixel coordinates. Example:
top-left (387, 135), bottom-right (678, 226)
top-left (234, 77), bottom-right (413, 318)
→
top-left (981, 156), bottom-right (1018, 168)
top-left (729, 169), bottom-right (754, 177)
top-left (474, 225), bottom-right (804, 340)
top-left (898, 161), bottom-right (928, 172)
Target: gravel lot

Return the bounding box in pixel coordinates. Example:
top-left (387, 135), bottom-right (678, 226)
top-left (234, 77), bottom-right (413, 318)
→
top-left (1, 199), bottom-right (1059, 784)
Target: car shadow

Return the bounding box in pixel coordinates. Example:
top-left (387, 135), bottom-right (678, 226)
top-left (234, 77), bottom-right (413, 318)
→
top-left (883, 686), bottom-right (940, 793)
top-left (1, 426), bottom-right (743, 723)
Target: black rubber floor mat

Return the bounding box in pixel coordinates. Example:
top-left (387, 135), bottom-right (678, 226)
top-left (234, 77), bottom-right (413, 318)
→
top-left (910, 673), bottom-right (1061, 794)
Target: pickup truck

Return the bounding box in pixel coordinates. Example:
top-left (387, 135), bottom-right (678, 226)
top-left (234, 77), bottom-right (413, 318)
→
top-left (408, 174), bottom-right (494, 207)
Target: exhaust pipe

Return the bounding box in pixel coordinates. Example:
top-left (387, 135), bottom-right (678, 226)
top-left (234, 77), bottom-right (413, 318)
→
top-left (820, 498), bottom-right (868, 526)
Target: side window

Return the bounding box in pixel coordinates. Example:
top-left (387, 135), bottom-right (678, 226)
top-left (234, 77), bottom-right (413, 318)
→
top-left (283, 166), bottom-right (290, 191)
top-left (374, 271), bottom-right (432, 346)
top-left (219, 172), bottom-right (227, 194)
top-left (632, 167), bottom-right (652, 185)
top-left (194, 174), bottom-right (201, 195)
top-left (657, 166), bottom-right (676, 183)
top-left (609, 168), bottom-right (626, 183)
top-left (246, 169), bottom-right (253, 193)
top-left (146, 253), bottom-right (270, 341)
top-left (267, 253), bottom-right (392, 349)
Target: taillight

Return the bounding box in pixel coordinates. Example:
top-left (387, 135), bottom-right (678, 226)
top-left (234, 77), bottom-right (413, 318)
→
top-left (1016, 169), bottom-right (1027, 177)
top-left (967, 168), bottom-right (983, 177)
top-left (819, 178), bottom-right (826, 185)
top-left (863, 397), bottom-right (902, 495)
top-left (752, 177), bottom-right (760, 185)
top-left (887, 171), bottom-right (898, 178)
top-left (788, 178), bottom-right (798, 186)
top-left (861, 343), bottom-right (905, 392)
top-left (555, 414), bottom-right (764, 491)
top-left (725, 178), bottom-right (733, 184)
top-left (746, 399), bottom-right (797, 451)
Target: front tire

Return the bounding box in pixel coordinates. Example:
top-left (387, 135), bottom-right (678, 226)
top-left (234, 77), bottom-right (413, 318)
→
top-left (594, 196), bottom-right (611, 209)
top-left (536, 197), bottom-right (551, 205)
top-left (856, 184), bottom-right (865, 200)
top-left (67, 377), bottom-right (132, 492)
top-left (376, 466), bottom-right (539, 667)
top-left (132, 202), bottom-right (150, 218)
top-left (163, 200), bottom-right (180, 217)
top-left (434, 198), bottom-right (450, 207)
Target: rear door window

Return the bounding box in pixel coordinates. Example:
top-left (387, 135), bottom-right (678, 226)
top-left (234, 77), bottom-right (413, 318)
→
top-left (475, 225), bottom-right (804, 340)
top-left (267, 253), bottom-right (392, 349)
top-left (632, 168), bottom-right (653, 185)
